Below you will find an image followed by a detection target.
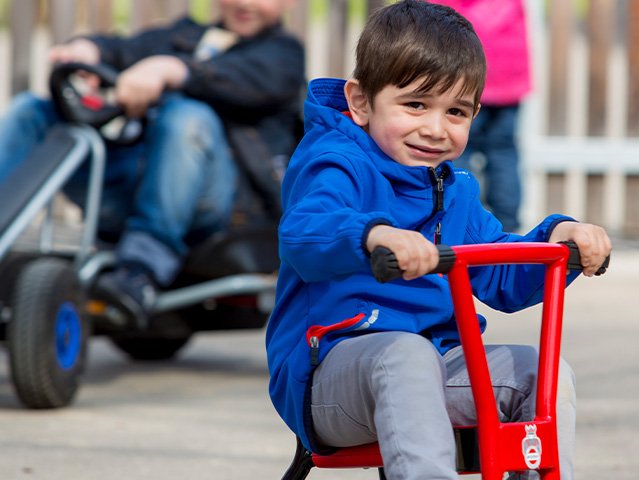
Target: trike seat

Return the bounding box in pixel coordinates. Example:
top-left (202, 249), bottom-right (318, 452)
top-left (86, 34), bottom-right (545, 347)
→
top-left (283, 427), bottom-right (480, 479)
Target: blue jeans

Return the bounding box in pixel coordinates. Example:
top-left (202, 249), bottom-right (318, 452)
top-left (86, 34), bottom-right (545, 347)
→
top-left (456, 105), bottom-right (521, 232)
top-left (0, 92), bottom-right (237, 285)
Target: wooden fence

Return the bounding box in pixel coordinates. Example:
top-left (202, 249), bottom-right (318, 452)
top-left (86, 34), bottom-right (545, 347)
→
top-left (0, 0), bottom-right (638, 236)
top-left (524, 0), bottom-right (639, 236)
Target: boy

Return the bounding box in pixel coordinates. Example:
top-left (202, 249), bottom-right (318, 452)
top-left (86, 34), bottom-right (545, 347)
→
top-left (0, 0), bottom-right (304, 326)
top-left (266, 2), bottom-right (610, 479)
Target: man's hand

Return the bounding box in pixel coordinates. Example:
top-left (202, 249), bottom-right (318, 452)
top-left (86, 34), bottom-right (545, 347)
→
top-left (548, 221), bottom-right (612, 277)
top-left (48, 39), bottom-right (102, 91)
top-left (48, 38), bottom-right (100, 65)
top-left (115, 56), bottom-right (188, 118)
top-left (366, 225), bottom-right (439, 281)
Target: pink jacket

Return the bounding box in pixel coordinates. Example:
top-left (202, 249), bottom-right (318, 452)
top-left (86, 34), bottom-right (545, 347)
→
top-left (431, 0), bottom-right (531, 105)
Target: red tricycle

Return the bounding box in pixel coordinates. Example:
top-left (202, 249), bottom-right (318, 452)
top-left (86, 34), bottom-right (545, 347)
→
top-left (282, 241), bottom-right (608, 480)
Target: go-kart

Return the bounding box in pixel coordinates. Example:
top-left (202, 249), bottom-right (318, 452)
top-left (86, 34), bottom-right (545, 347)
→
top-left (0, 62), bottom-right (279, 409)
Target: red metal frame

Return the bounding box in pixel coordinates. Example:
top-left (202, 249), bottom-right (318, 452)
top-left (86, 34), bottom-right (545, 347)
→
top-left (309, 242), bottom-right (570, 479)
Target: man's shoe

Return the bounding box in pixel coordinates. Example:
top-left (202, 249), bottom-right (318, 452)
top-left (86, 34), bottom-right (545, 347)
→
top-left (93, 264), bottom-right (158, 329)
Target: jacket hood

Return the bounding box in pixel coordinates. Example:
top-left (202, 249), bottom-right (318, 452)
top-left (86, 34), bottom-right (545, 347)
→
top-left (304, 78), bottom-right (455, 192)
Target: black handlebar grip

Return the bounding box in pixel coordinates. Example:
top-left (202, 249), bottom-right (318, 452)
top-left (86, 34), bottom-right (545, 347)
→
top-left (371, 246), bottom-right (402, 283)
top-left (371, 245), bottom-right (457, 283)
top-left (560, 240), bottom-right (610, 276)
top-left (431, 245), bottom-right (456, 274)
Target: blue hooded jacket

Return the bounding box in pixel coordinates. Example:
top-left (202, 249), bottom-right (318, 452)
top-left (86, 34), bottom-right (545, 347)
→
top-left (266, 78), bottom-right (575, 452)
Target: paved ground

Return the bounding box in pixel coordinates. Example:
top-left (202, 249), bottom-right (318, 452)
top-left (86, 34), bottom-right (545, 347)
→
top-left (0, 244), bottom-right (637, 480)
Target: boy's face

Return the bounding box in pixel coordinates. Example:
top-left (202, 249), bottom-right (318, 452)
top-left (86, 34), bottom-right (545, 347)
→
top-left (346, 78), bottom-right (478, 169)
top-left (219, 0), bottom-right (294, 37)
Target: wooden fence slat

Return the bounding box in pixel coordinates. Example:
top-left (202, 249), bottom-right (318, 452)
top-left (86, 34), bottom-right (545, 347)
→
top-left (287, 1), bottom-right (308, 43)
top-left (628, 0), bottom-right (639, 136)
top-left (547, 0), bottom-right (574, 135)
top-left (86, 0), bottom-right (114, 34)
top-left (166, 0), bottom-right (190, 20)
top-left (327, 0), bottom-right (348, 78)
top-left (624, 175), bottom-right (639, 235)
top-left (130, 0), bottom-right (170, 31)
top-left (49, 0), bottom-right (77, 43)
top-left (585, 174), bottom-right (605, 225)
top-left (9, 0), bottom-right (37, 94)
top-left (587, 0), bottom-right (614, 136)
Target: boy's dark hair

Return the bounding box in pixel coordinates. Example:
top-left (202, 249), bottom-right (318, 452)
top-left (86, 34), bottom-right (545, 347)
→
top-left (353, 0), bottom-right (486, 108)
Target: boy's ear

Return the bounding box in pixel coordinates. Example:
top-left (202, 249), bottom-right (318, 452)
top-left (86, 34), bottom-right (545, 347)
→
top-left (344, 79), bottom-right (370, 127)
top-left (473, 103), bottom-right (481, 119)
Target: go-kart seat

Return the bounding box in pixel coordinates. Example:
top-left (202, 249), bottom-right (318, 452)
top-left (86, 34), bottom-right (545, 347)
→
top-left (0, 126), bottom-right (79, 255)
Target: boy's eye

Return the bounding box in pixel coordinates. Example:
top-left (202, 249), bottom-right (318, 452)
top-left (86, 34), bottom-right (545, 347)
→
top-left (448, 107), bottom-right (468, 117)
top-left (405, 101), bottom-right (425, 110)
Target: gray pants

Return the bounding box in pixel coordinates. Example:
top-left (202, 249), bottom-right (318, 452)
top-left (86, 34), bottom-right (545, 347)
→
top-left (311, 331), bottom-right (576, 480)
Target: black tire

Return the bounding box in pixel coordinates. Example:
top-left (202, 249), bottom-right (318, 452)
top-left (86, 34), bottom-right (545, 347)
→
top-left (0, 252), bottom-right (40, 308)
top-left (109, 335), bottom-right (191, 361)
top-left (7, 257), bottom-right (90, 409)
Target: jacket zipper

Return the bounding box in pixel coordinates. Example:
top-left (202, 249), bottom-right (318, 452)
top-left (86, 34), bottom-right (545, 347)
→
top-left (432, 168), bottom-right (444, 213)
top-left (416, 167), bottom-right (446, 242)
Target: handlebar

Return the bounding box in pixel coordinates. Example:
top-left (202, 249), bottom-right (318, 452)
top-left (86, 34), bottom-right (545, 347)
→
top-left (49, 62), bottom-right (143, 145)
top-left (49, 62), bottom-right (121, 127)
top-left (371, 241), bottom-right (610, 283)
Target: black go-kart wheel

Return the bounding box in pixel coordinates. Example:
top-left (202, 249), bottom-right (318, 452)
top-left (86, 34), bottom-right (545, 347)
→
top-left (106, 312), bottom-right (192, 361)
top-left (7, 257), bottom-right (90, 408)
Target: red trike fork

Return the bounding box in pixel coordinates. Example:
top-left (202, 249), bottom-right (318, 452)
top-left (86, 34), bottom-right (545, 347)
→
top-left (448, 242), bottom-right (568, 480)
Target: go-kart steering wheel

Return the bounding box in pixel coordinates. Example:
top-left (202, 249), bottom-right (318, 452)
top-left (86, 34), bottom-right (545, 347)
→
top-left (49, 62), bottom-right (144, 145)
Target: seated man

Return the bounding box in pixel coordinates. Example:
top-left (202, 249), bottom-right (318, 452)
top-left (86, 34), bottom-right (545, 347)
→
top-left (0, 0), bottom-right (305, 326)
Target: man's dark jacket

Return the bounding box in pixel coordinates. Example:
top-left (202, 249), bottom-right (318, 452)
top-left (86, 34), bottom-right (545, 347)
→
top-left (88, 17), bottom-right (306, 218)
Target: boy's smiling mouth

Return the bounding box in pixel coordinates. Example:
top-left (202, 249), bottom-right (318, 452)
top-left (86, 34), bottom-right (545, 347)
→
top-left (406, 143), bottom-right (445, 157)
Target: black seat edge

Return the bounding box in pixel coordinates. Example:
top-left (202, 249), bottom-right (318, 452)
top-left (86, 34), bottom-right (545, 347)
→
top-left (0, 126), bottom-right (79, 235)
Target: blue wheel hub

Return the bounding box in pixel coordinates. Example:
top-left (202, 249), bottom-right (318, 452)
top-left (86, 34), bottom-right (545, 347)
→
top-left (55, 302), bottom-right (82, 370)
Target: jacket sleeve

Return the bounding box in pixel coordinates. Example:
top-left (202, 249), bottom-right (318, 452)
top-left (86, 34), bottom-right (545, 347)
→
top-left (463, 187), bottom-right (579, 312)
top-left (181, 33), bottom-right (305, 112)
top-left (278, 155), bottom-right (395, 283)
top-left (86, 18), bottom-right (191, 70)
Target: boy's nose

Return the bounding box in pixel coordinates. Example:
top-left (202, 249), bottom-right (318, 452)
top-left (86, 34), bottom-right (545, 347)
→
top-left (419, 113), bottom-right (445, 139)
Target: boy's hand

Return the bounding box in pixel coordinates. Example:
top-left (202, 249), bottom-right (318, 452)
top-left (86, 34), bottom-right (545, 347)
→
top-left (116, 56), bottom-right (188, 117)
top-left (548, 221), bottom-right (612, 277)
top-left (366, 225), bottom-right (439, 280)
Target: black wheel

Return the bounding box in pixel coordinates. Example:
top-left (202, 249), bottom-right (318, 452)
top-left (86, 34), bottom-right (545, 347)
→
top-left (109, 334), bottom-right (191, 361)
top-left (0, 252), bottom-right (40, 307)
top-left (7, 257), bottom-right (90, 408)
